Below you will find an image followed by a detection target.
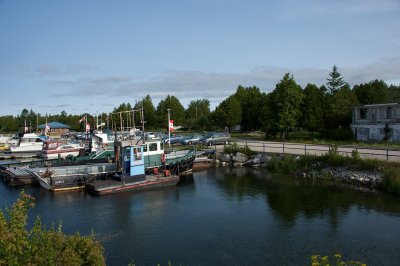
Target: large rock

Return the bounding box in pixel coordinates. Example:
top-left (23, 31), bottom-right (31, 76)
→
top-left (232, 152), bottom-right (248, 163)
top-left (220, 153), bottom-right (232, 163)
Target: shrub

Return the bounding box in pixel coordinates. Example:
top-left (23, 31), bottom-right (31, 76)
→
top-left (223, 142), bottom-right (256, 156)
top-left (311, 254), bottom-right (366, 266)
top-left (0, 191), bottom-right (105, 265)
top-left (381, 167), bottom-right (400, 194)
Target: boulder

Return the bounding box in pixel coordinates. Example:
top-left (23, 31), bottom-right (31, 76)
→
top-left (220, 153), bottom-right (232, 163)
top-left (232, 152), bottom-right (248, 163)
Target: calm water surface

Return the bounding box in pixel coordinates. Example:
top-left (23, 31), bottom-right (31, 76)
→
top-left (1, 166), bottom-right (400, 265)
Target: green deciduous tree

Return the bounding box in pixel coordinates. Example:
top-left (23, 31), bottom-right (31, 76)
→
top-left (134, 95), bottom-right (157, 129)
top-left (0, 191), bottom-right (105, 265)
top-left (234, 85), bottom-right (264, 132)
top-left (353, 79), bottom-right (388, 104)
top-left (185, 99), bottom-right (211, 131)
top-left (326, 83), bottom-right (359, 129)
top-left (212, 96), bottom-right (242, 129)
top-left (264, 73), bottom-right (303, 140)
top-left (156, 95), bottom-right (185, 129)
top-left (301, 83), bottom-right (324, 135)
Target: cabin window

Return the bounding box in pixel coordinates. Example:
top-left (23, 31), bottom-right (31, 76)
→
top-left (149, 143), bottom-right (157, 151)
top-left (359, 108), bottom-right (367, 119)
top-left (134, 148), bottom-right (142, 160)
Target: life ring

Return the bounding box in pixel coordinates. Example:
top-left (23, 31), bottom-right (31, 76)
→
top-left (161, 153), bottom-right (166, 163)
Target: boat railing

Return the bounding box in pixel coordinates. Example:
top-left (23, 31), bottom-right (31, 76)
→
top-left (166, 150), bottom-right (195, 164)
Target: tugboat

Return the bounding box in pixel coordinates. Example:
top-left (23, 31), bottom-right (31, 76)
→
top-left (85, 138), bottom-right (195, 195)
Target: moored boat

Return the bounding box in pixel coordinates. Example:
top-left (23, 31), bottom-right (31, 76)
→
top-left (29, 163), bottom-right (115, 192)
top-left (41, 140), bottom-right (85, 159)
top-left (9, 133), bottom-right (47, 153)
top-left (86, 139), bottom-right (195, 195)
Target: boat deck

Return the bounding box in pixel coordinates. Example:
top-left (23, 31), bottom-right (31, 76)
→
top-left (86, 174), bottom-right (180, 195)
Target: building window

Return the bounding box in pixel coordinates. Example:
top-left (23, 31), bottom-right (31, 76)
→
top-left (387, 107), bottom-right (392, 119)
top-left (359, 108), bottom-right (367, 119)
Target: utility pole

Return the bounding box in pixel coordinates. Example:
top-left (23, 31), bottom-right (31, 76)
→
top-left (141, 107), bottom-right (145, 144)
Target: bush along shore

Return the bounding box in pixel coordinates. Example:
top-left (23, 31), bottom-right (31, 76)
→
top-left (215, 143), bottom-right (400, 194)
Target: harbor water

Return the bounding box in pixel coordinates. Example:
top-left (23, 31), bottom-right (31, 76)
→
top-left (1, 166), bottom-right (400, 265)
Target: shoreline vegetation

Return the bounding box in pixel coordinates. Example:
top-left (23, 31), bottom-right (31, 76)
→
top-left (217, 142), bottom-right (400, 195)
top-left (0, 191), bottom-right (106, 265)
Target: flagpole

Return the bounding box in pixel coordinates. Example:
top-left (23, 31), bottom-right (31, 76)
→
top-left (167, 108), bottom-right (170, 148)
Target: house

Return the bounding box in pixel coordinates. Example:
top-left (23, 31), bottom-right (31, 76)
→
top-left (38, 121), bottom-right (71, 136)
top-left (351, 103), bottom-right (400, 142)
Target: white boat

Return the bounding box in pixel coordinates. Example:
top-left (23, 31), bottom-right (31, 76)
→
top-left (9, 133), bottom-right (46, 153)
top-left (41, 140), bottom-right (85, 159)
top-left (0, 135), bottom-right (11, 145)
top-left (91, 131), bottom-right (114, 152)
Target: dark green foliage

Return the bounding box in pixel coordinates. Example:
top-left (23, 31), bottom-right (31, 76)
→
top-left (233, 85), bottom-right (265, 132)
top-left (262, 73), bottom-right (303, 140)
top-left (266, 154), bottom-right (299, 173)
top-left (381, 168), bottom-right (400, 194)
top-left (0, 192), bottom-right (105, 266)
top-left (212, 96), bottom-right (242, 129)
top-left (185, 99), bottom-right (211, 131)
top-left (223, 142), bottom-right (256, 156)
top-left (301, 83), bottom-right (324, 134)
top-left (325, 84), bottom-right (359, 130)
top-left (134, 95), bottom-right (157, 129)
top-left (383, 124), bottom-right (393, 141)
top-left (156, 95), bottom-right (185, 128)
top-left (324, 128), bottom-right (355, 141)
top-left (326, 65), bottom-right (345, 95)
top-left (353, 79), bottom-right (388, 104)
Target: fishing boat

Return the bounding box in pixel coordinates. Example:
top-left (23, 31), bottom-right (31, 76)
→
top-left (85, 139), bottom-right (195, 195)
top-left (29, 162), bottom-right (115, 192)
top-left (9, 133), bottom-right (47, 153)
top-left (41, 140), bottom-right (85, 159)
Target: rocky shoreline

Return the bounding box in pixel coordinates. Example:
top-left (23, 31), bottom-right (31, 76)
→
top-left (215, 151), bottom-right (383, 190)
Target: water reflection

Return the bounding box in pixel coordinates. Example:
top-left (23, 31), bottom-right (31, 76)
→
top-left (212, 166), bottom-right (400, 229)
top-left (2, 167), bottom-right (400, 265)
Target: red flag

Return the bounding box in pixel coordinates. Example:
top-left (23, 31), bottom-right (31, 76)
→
top-left (86, 123), bottom-right (90, 132)
top-left (169, 120), bottom-right (174, 132)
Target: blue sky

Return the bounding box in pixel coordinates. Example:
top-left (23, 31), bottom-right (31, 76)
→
top-left (1, 0), bottom-right (399, 116)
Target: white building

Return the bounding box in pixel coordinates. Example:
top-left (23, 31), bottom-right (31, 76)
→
top-left (351, 103), bottom-right (400, 142)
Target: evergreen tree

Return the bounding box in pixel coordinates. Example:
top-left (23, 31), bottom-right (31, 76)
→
top-left (326, 65), bottom-right (345, 95)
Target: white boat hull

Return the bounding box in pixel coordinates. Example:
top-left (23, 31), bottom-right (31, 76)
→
top-left (10, 143), bottom-right (43, 153)
top-left (42, 150), bottom-right (81, 160)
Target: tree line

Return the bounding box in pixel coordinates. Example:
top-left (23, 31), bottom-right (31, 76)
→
top-left (1, 66), bottom-right (400, 140)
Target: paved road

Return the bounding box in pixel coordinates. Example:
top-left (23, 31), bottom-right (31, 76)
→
top-left (220, 139), bottom-right (400, 162)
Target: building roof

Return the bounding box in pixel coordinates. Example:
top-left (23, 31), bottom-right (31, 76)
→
top-left (356, 103), bottom-right (399, 108)
top-left (38, 121), bottom-right (71, 129)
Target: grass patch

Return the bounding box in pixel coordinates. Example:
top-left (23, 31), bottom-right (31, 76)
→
top-left (381, 167), bottom-right (400, 194)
